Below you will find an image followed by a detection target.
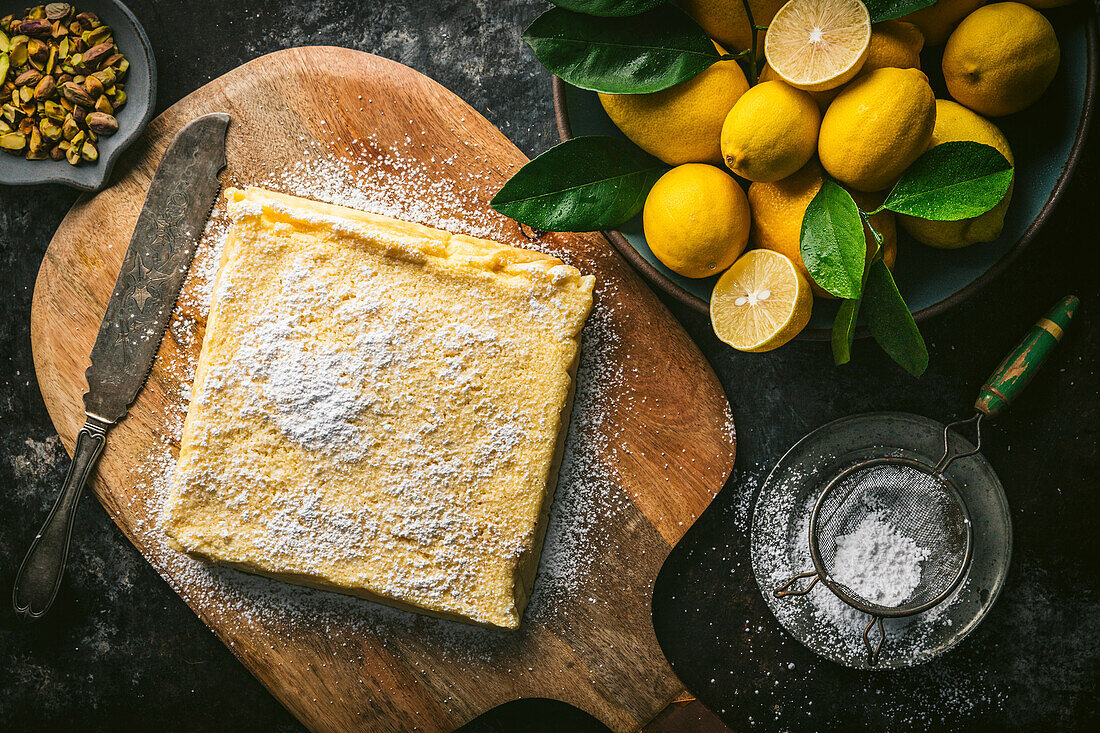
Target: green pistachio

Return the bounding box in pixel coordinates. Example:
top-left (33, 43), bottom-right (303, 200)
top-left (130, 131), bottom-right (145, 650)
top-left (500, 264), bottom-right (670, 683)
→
top-left (0, 130), bottom-right (24, 150)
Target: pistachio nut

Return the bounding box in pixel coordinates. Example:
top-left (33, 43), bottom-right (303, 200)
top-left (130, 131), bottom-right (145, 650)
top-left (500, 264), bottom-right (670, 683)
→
top-left (0, 52), bottom-right (8, 86)
top-left (0, 130), bottom-right (25, 150)
top-left (65, 142), bottom-right (79, 164)
top-left (75, 11), bottom-right (100, 30)
top-left (81, 40), bottom-right (111, 69)
top-left (85, 110), bottom-right (116, 134)
top-left (49, 143), bottom-right (63, 159)
top-left (33, 73), bottom-right (55, 100)
top-left (13, 67), bottom-right (40, 86)
top-left (28, 38), bottom-right (47, 63)
top-left (39, 118), bottom-right (62, 140)
top-left (60, 113), bottom-right (77, 138)
top-left (20, 19), bottom-right (52, 38)
top-left (43, 99), bottom-right (64, 119)
top-left (91, 67), bottom-right (114, 87)
top-left (93, 93), bottom-right (110, 114)
top-left (81, 25), bottom-right (110, 47)
top-left (46, 4), bottom-right (74, 22)
top-left (60, 79), bottom-right (92, 106)
top-left (83, 72), bottom-right (101, 96)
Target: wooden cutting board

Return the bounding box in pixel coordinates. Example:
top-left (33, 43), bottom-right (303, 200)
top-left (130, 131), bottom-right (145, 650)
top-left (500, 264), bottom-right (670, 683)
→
top-left (30, 47), bottom-right (735, 732)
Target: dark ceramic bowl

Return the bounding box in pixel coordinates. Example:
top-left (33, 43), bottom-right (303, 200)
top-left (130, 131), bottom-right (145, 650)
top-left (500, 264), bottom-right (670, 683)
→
top-left (0, 0), bottom-right (155, 191)
top-left (554, 7), bottom-right (1097, 339)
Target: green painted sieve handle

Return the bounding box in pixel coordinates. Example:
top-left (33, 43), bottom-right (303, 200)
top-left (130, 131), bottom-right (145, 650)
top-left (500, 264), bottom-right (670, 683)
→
top-left (974, 295), bottom-right (1079, 418)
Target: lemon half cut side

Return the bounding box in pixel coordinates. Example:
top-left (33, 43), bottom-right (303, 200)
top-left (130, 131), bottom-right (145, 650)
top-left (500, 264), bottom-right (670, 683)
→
top-left (764, 0), bottom-right (872, 92)
top-left (710, 249), bottom-right (812, 352)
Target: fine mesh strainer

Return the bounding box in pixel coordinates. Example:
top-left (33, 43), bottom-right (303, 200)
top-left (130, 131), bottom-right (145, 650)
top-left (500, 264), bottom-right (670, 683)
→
top-left (773, 295), bottom-right (1078, 665)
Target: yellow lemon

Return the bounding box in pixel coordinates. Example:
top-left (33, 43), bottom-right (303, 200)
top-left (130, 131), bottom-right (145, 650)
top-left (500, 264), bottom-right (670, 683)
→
top-left (598, 45), bottom-right (748, 166)
top-left (903, 0), bottom-right (987, 46)
top-left (758, 63), bottom-right (840, 110)
top-left (764, 0), bottom-right (871, 92)
top-left (643, 164), bottom-right (751, 278)
top-left (710, 249), bottom-right (812, 352)
top-left (818, 67), bottom-right (936, 192)
top-left (943, 2), bottom-right (1060, 117)
top-left (721, 81), bottom-right (821, 183)
top-left (680, 0), bottom-right (786, 54)
top-left (748, 161), bottom-right (896, 297)
top-left (860, 20), bottom-right (924, 76)
top-left (757, 20), bottom-right (922, 112)
top-left (899, 100), bottom-right (1014, 248)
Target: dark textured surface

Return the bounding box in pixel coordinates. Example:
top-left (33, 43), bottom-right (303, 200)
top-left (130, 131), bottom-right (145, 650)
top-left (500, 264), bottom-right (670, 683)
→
top-left (1, 1), bottom-right (1096, 731)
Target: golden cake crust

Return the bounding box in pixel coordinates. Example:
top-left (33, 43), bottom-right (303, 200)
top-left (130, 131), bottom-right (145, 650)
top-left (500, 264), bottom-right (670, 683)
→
top-left (162, 187), bottom-right (594, 628)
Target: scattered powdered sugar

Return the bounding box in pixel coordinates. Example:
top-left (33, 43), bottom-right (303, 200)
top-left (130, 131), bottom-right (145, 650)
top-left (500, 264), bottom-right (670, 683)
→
top-left (829, 511), bottom-right (931, 607)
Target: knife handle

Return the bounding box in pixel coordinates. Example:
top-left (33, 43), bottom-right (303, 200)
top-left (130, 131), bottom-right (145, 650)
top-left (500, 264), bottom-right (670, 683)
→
top-left (13, 416), bottom-right (110, 621)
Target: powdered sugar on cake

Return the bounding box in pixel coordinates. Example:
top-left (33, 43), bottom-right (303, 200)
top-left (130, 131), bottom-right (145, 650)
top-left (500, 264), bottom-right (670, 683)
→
top-left (125, 139), bottom-right (639, 655)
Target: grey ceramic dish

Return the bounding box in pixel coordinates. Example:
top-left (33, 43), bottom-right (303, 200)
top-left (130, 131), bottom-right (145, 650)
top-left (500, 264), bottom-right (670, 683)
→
top-left (0, 0), bottom-right (156, 191)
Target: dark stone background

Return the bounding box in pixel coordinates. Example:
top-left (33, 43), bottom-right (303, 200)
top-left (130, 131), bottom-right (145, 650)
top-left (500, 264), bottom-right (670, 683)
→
top-left (1, 1), bottom-right (1096, 730)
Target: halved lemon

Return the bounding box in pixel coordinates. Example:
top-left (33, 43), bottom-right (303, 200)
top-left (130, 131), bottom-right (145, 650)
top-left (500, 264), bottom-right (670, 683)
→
top-left (764, 0), bottom-right (871, 92)
top-left (710, 249), bottom-right (812, 352)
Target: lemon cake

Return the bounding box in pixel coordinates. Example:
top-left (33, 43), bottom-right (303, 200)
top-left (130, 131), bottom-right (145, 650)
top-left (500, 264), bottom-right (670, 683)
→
top-left (162, 187), bottom-right (595, 629)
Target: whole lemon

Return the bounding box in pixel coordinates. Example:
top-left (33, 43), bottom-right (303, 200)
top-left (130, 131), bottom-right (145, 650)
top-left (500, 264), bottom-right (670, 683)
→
top-left (759, 64), bottom-right (839, 110)
top-left (860, 20), bottom-right (924, 76)
top-left (818, 67), bottom-right (936, 192)
top-left (900, 100), bottom-right (1014, 248)
top-left (943, 2), bottom-right (1060, 117)
top-left (680, 0), bottom-right (785, 54)
top-left (643, 164), bottom-right (751, 279)
top-left (599, 46), bottom-right (749, 166)
top-left (748, 161), bottom-right (897, 297)
top-left (721, 81), bottom-right (821, 183)
top-left (903, 0), bottom-right (987, 46)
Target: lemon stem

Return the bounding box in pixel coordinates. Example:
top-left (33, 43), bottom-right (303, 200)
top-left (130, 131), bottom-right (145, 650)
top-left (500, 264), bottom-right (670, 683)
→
top-left (740, 0), bottom-right (759, 85)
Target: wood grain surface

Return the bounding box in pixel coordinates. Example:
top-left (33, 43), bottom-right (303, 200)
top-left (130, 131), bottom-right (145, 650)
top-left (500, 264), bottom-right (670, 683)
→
top-left (30, 47), bottom-right (735, 732)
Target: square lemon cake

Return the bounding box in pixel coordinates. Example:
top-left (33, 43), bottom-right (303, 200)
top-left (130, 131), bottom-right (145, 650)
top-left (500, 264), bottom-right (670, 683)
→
top-left (162, 187), bottom-right (594, 628)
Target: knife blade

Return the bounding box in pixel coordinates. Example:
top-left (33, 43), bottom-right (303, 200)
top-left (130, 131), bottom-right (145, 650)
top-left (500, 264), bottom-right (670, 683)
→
top-left (13, 113), bottom-right (230, 621)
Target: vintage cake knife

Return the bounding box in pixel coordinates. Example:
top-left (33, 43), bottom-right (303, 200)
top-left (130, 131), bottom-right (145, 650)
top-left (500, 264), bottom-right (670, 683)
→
top-left (13, 113), bottom-right (230, 620)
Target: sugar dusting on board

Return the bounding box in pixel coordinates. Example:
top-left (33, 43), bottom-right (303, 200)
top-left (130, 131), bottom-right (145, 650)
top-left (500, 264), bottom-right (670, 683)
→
top-left (126, 131), bottom-right (646, 662)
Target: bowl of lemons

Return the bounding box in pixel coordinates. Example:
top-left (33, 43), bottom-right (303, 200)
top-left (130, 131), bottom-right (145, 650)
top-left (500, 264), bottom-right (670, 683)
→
top-left (547, 0), bottom-right (1096, 352)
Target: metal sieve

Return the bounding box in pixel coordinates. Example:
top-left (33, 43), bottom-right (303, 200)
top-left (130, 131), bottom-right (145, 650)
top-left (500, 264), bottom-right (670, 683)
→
top-left (772, 295), bottom-right (1078, 666)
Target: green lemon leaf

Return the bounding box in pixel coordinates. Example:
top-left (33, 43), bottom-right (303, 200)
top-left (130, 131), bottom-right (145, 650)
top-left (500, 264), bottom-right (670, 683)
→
top-left (550, 0), bottom-right (666, 17)
top-left (522, 5), bottom-right (719, 94)
top-left (490, 136), bottom-right (665, 232)
top-left (864, 260), bottom-right (928, 377)
top-left (881, 141), bottom-right (1014, 221)
top-left (861, 0), bottom-right (938, 23)
top-left (832, 297), bottom-right (861, 366)
top-left (800, 180), bottom-right (867, 299)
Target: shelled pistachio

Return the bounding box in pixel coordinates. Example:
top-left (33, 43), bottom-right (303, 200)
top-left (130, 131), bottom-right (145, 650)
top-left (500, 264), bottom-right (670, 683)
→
top-left (0, 4), bottom-right (130, 165)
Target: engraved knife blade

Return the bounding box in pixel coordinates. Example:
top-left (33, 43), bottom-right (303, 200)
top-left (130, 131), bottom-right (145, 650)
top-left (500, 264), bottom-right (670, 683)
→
top-left (84, 112), bottom-right (230, 422)
top-left (13, 113), bottom-right (230, 621)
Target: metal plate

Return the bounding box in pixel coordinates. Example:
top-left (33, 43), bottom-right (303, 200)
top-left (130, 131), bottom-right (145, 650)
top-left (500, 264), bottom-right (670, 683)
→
top-left (750, 412), bottom-right (1012, 670)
